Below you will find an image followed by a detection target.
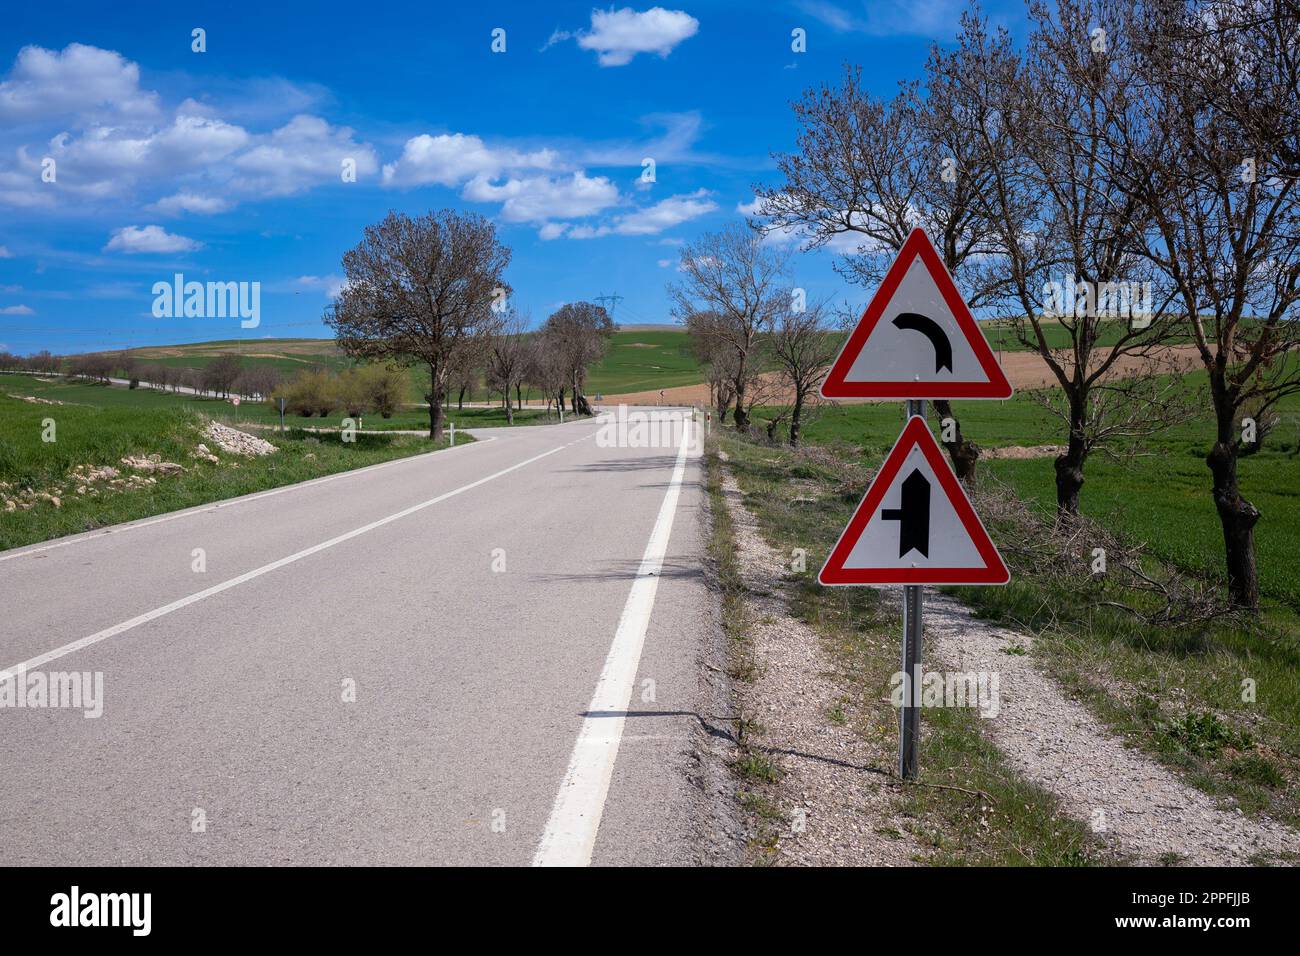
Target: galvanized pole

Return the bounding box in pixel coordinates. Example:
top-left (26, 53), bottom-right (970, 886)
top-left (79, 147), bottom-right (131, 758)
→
top-left (899, 399), bottom-right (926, 779)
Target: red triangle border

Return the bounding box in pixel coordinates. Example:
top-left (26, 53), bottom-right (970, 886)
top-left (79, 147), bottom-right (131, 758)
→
top-left (820, 228), bottom-right (1014, 400)
top-left (818, 417), bottom-right (1010, 586)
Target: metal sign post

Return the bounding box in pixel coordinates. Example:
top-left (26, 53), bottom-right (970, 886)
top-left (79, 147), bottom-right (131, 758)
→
top-left (277, 396), bottom-right (287, 433)
top-left (818, 228), bottom-right (1013, 784)
top-left (900, 398), bottom-right (926, 779)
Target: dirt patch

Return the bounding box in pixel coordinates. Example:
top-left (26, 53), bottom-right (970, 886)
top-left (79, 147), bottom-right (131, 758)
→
top-left (984, 444), bottom-right (1064, 460)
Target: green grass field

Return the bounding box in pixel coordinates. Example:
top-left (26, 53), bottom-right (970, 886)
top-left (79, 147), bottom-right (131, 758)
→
top-left (0, 380), bottom-right (469, 553)
top-left (1, 373), bottom-right (558, 432)
top-left (110, 327), bottom-right (707, 401)
top-left (585, 329), bottom-right (703, 394)
top-left (769, 374), bottom-right (1300, 611)
top-left (739, 370), bottom-right (1300, 832)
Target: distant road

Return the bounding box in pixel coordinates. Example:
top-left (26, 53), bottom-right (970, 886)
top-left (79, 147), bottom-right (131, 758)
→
top-left (0, 411), bottom-right (716, 865)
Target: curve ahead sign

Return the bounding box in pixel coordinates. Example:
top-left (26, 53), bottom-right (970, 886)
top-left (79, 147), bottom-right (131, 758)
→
top-left (820, 228), bottom-right (1013, 400)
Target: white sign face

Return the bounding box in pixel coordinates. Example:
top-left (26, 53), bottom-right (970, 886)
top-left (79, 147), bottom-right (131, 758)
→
top-left (820, 228), bottom-right (1013, 400)
top-left (819, 417), bottom-right (1009, 586)
top-left (840, 439), bottom-right (984, 571)
top-left (840, 257), bottom-right (985, 385)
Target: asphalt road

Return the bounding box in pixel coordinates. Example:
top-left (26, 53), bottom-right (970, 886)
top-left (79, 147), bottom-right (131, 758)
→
top-left (0, 410), bottom-right (720, 866)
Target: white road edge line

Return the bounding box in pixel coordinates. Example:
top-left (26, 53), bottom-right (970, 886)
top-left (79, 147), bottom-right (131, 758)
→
top-left (532, 420), bottom-right (693, 867)
top-left (0, 434), bottom-right (591, 683)
top-left (0, 433), bottom-right (499, 564)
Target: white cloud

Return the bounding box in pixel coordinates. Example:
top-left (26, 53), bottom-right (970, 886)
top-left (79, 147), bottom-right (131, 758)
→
top-left (0, 245), bottom-right (11, 257)
top-left (0, 43), bottom-right (159, 122)
top-left (463, 171), bottom-right (619, 223)
top-left (104, 225), bottom-right (201, 254)
top-left (574, 7), bottom-right (700, 66)
top-left (231, 114), bottom-right (379, 196)
top-left (795, 0), bottom-right (966, 37)
top-left (382, 133), bottom-right (556, 188)
top-left (0, 43), bottom-right (380, 209)
top-left (613, 188), bottom-right (717, 235)
top-left (566, 190), bottom-right (717, 239)
top-left (295, 274), bottom-right (348, 299)
top-left (150, 191), bottom-right (231, 215)
top-left (538, 222), bottom-right (568, 241)
top-left (0, 304), bottom-right (34, 315)
top-left (46, 111), bottom-right (250, 190)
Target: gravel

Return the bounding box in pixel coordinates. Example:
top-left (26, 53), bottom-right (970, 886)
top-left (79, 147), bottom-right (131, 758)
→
top-left (719, 450), bottom-right (1300, 867)
top-left (719, 460), bottom-right (923, 866)
top-left (923, 590), bottom-right (1300, 865)
top-left (204, 421), bottom-right (277, 456)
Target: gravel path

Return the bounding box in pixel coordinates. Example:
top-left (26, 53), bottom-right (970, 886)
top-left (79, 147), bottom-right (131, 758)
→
top-left (923, 591), bottom-right (1300, 865)
top-left (719, 459), bottom-right (923, 865)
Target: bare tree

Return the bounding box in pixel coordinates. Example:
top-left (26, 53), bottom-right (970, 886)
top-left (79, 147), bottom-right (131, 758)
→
top-left (1123, 0), bottom-right (1300, 610)
top-left (524, 334), bottom-right (567, 418)
top-left (752, 58), bottom-right (1003, 480)
top-left (669, 224), bottom-right (787, 433)
top-left (685, 310), bottom-right (739, 422)
top-left (327, 209), bottom-right (511, 439)
top-left (768, 300), bottom-right (841, 447)
top-left (540, 301), bottom-right (614, 416)
top-left (955, 0), bottom-right (1188, 514)
top-left (202, 353), bottom-right (244, 398)
top-left (486, 313), bottom-right (530, 425)
top-left (237, 365), bottom-right (284, 401)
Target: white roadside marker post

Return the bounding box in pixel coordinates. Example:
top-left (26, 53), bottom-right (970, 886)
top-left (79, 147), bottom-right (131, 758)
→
top-left (449, 422), bottom-right (455, 447)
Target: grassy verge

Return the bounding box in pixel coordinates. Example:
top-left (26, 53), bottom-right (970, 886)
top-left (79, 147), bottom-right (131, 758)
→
top-left (709, 432), bottom-right (1109, 865)
top-left (702, 449), bottom-right (786, 861)
top-left (0, 390), bottom-right (469, 553)
top-left (1, 374), bottom-right (560, 431)
top-left (745, 386), bottom-right (1300, 834)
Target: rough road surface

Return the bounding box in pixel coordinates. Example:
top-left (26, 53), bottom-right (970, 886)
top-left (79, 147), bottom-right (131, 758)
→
top-left (0, 412), bottom-right (737, 866)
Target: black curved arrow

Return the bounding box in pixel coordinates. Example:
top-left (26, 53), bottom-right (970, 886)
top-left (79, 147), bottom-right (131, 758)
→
top-left (892, 312), bottom-right (953, 373)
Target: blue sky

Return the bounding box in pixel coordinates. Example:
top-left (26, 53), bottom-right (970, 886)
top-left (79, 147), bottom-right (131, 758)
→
top-left (0, 0), bottom-right (1025, 354)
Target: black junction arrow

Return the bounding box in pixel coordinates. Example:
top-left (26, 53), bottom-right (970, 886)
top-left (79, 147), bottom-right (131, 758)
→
top-left (881, 468), bottom-right (931, 558)
top-left (891, 312), bottom-right (953, 373)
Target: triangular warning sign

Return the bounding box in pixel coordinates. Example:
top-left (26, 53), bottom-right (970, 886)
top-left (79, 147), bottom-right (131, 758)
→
top-left (819, 416), bottom-right (1009, 586)
top-left (821, 228), bottom-right (1013, 400)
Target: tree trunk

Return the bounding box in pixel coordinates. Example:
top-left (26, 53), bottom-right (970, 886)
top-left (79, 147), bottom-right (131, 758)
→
top-left (732, 378), bottom-right (749, 433)
top-left (426, 365), bottom-right (445, 440)
top-left (457, 386), bottom-right (465, 410)
top-left (1053, 397), bottom-right (1087, 517)
top-left (515, 383), bottom-right (522, 410)
top-left (571, 371), bottom-right (593, 416)
top-left (933, 399), bottom-right (979, 484)
top-left (1207, 391), bottom-right (1261, 610)
top-left (505, 393), bottom-right (515, 425)
top-left (790, 394), bottom-right (804, 448)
